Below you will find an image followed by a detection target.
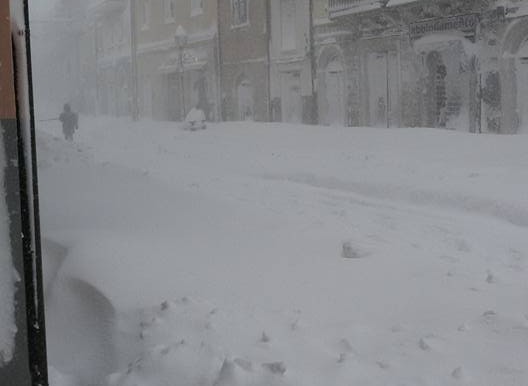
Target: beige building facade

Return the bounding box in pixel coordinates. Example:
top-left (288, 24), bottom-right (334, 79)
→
top-left (269, 0), bottom-right (315, 124)
top-left (135, 0), bottom-right (220, 121)
top-left (93, 0), bottom-right (132, 117)
top-left (217, 0), bottom-right (271, 122)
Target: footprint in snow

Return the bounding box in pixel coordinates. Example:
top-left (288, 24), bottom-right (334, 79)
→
top-left (260, 331), bottom-right (271, 343)
top-left (454, 238), bottom-right (471, 253)
top-left (341, 241), bottom-right (368, 259)
top-left (376, 360), bottom-right (390, 370)
top-left (486, 270), bottom-right (497, 284)
top-left (451, 366), bottom-right (466, 380)
top-left (457, 322), bottom-right (470, 332)
top-left (418, 335), bottom-right (446, 352)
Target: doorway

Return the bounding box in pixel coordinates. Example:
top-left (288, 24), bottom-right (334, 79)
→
top-left (167, 72), bottom-right (182, 121)
top-left (280, 71), bottom-right (302, 123)
top-left (367, 51), bottom-right (399, 128)
top-left (324, 58), bottom-right (345, 126)
top-left (237, 76), bottom-right (254, 121)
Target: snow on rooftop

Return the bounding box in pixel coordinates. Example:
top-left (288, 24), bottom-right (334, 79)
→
top-left (386, 0), bottom-right (420, 7)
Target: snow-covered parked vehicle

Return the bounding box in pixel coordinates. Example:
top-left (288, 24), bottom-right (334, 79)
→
top-left (183, 107), bottom-right (207, 131)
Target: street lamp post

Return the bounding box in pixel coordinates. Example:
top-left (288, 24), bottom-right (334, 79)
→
top-left (175, 25), bottom-right (188, 120)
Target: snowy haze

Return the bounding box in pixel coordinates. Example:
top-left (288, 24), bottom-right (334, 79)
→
top-left (36, 117), bottom-right (528, 386)
top-left (12, 0), bottom-right (528, 384)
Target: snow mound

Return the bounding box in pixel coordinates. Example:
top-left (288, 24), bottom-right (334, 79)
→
top-left (185, 108), bottom-right (206, 123)
top-left (48, 367), bottom-right (77, 386)
top-left (108, 298), bottom-right (299, 386)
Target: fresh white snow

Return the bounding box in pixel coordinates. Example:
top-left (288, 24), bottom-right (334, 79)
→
top-left (35, 117), bottom-right (528, 385)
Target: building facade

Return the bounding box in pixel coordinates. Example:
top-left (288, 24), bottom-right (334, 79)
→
top-left (218, 0), bottom-right (271, 122)
top-left (313, 0), bottom-right (517, 133)
top-left (93, 0), bottom-right (132, 117)
top-left (269, 0), bottom-right (315, 124)
top-left (51, 0), bottom-right (528, 134)
top-left (134, 0), bottom-right (220, 121)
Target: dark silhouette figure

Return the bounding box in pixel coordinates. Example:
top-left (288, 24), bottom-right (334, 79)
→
top-left (59, 103), bottom-right (78, 141)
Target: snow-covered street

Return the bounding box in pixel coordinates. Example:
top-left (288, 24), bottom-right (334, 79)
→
top-left (38, 118), bottom-right (528, 386)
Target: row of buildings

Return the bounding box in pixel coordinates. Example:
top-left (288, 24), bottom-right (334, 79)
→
top-left (38, 0), bottom-right (528, 133)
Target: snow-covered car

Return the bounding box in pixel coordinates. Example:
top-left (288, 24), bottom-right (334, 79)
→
top-left (182, 108), bottom-right (207, 131)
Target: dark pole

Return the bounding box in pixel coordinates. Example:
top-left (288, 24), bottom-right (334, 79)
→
top-left (180, 45), bottom-right (186, 119)
top-left (0, 1), bottom-right (48, 385)
top-left (21, 1), bottom-right (49, 384)
top-left (0, 3), bottom-right (31, 384)
top-left (386, 51), bottom-right (390, 128)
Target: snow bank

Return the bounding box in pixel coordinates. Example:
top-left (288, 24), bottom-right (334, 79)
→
top-left (108, 298), bottom-right (347, 386)
top-left (37, 118), bottom-right (528, 385)
top-left (48, 367), bottom-right (77, 386)
top-left (0, 122), bottom-right (16, 365)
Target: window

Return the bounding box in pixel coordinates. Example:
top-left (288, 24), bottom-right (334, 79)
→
top-left (141, 0), bottom-right (150, 29)
top-left (280, 0), bottom-right (296, 50)
top-left (164, 0), bottom-right (175, 22)
top-left (191, 0), bottom-right (204, 16)
top-left (231, 0), bottom-right (248, 26)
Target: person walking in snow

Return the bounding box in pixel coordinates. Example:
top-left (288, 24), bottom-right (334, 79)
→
top-left (59, 103), bottom-right (78, 141)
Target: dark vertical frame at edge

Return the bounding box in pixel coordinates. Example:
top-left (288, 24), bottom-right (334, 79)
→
top-left (21, 1), bottom-right (49, 384)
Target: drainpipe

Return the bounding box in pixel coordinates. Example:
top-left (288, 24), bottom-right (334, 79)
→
top-left (266, 0), bottom-right (272, 121)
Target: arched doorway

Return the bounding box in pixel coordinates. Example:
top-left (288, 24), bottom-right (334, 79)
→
top-left (500, 19), bottom-right (528, 132)
top-left (324, 58), bottom-right (345, 126)
top-left (413, 36), bottom-right (474, 131)
top-left (236, 76), bottom-right (254, 121)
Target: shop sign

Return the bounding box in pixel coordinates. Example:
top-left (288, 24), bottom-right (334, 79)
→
top-left (410, 13), bottom-right (479, 42)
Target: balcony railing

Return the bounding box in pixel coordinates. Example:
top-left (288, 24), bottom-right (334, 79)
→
top-left (328, 0), bottom-right (385, 19)
top-left (91, 0), bottom-right (127, 16)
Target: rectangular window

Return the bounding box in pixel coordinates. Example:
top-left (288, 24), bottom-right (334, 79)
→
top-left (280, 0), bottom-right (296, 50)
top-left (141, 0), bottom-right (150, 29)
top-left (191, 0), bottom-right (203, 16)
top-left (164, 0), bottom-right (175, 22)
top-left (231, 0), bottom-right (248, 26)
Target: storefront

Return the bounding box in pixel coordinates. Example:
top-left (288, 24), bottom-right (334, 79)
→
top-left (316, 0), bottom-right (508, 132)
top-left (139, 38), bottom-right (219, 122)
top-left (408, 13), bottom-right (480, 131)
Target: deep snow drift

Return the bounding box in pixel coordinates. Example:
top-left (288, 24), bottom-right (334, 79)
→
top-left (36, 118), bottom-right (528, 386)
